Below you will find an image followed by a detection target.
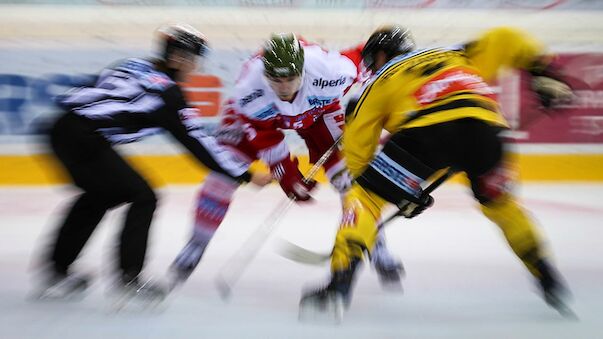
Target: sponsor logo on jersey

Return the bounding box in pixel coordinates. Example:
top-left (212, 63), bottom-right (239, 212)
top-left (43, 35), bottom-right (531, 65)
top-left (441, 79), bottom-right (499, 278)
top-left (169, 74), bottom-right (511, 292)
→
top-left (253, 104), bottom-right (279, 120)
top-left (239, 89), bottom-right (264, 107)
top-left (142, 74), bottom-right (173, 91)
top-left (371, 153), bottom-right (423, 198)
top-left (312, 76), bottom-right (347, 89)
top-left (414, 67), bottom-right (495, 105)
top-left (280, 105), bottom-right (326, 129)
top-left (307, 95), bottom-right (336, 107)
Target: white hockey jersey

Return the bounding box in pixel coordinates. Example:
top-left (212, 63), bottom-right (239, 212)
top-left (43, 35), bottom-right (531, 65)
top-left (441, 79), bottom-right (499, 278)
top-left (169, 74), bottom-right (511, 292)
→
top-left (230, 44), bottom-right (359, 133)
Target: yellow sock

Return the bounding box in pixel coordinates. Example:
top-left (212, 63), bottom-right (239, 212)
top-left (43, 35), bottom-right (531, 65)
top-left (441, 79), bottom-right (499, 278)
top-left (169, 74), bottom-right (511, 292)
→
top-left (330, 184), bottom-right (386, 272)
top-left (480, 193), bottom-right (547, 276)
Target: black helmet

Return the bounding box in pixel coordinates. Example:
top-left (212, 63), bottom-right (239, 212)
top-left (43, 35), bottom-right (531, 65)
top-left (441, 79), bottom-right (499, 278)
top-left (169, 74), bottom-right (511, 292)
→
top-left (262, 33), bottom-right (304, 78)
top-left (361, 25), bottom-right (415, 72)
top-left (158, 24), bottom-right (208, 60)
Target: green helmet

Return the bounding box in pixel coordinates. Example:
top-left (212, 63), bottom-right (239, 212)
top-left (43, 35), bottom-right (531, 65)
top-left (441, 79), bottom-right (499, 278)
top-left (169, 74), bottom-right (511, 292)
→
top-left (262, 33), bottom-right (304, 78)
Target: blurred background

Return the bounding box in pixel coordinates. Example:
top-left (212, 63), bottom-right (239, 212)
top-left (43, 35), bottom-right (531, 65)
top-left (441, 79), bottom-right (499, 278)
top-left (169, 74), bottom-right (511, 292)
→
top-left (1, 2), bottom-right (603, 338)
top-left (1, 0), bottom-right (602, 185)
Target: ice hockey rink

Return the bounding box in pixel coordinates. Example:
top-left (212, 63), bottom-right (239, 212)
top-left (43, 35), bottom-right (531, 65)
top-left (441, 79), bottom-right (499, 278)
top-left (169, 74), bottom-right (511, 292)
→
top-left (0, 182), bottom-right (602, 339)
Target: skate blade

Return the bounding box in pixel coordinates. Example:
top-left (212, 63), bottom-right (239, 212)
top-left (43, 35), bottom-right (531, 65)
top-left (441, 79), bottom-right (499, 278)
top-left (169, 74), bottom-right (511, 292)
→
top-left (215, 276), bottom-right (233, 301)
top-left (298, 294), bottom-right (345, 324)
top-left (30, 281), bottom-right (88, 301)
top-left (378, 279), bottom-right (404, 292)
top-left (557, 305), bottom-right (579, 320)
top-left (30, 287), bottom-right (87, 301)
top-left (544, 292), bottom-right (579, 320)
top-left (108, 289), bottom-right (167, 313)
top-left (108, 280), bottom-right (167, 313)
top-left (549, 299), bottom-right (579, 320)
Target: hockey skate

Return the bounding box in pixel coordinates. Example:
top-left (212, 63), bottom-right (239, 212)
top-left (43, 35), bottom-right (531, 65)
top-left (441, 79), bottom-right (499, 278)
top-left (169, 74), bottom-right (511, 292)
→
top-left (168, 240), bottom-right (206, 291)
top-left (371, 239), bottom-right (404, 290)
top-left (33, 268), bottom-right (90, 301)
top-left (110, 272), bottom-right (167, 311)
top-left (535, 260), bottom-right (576, 319)
top-left (299, 259), bottom-right (360, 324)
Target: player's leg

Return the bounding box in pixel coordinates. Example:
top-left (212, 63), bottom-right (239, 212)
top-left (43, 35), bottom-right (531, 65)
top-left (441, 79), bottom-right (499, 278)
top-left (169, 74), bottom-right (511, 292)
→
top-left (299, 111), bottom-right (403, 286)
top-left (370, 231), bottom-right (404, 286)
top-left (462, 120), bottom-right (571, 312)
top-left (300, 132), bottom-right (436, 318)
top-left (169, 125), bottom-right (273, 290)
top-left (170, 172), bottom-right (240, 287)
top-left (299, 184), bottom-right (386, 321)
top-left (474, 174), bottom-right (571, 308)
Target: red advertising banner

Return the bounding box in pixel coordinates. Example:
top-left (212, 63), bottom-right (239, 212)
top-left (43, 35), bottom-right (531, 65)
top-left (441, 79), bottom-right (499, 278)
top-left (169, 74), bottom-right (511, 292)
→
top-left (499, 53), bottom-right (603, 144)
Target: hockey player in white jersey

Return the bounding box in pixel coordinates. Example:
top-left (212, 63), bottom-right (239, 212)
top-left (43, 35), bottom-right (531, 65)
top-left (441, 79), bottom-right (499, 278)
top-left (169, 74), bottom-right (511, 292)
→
top-left (169, 33), bottom-right (403, 290)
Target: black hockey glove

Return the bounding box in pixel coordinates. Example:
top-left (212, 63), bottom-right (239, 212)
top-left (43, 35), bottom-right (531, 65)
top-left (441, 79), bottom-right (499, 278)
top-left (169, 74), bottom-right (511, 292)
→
top-left (528, 57), bottom-right (574, 109)
top-left (397, 194), bottom-right (434, 219)
top-left (531, 76), bottom-right (573, 108)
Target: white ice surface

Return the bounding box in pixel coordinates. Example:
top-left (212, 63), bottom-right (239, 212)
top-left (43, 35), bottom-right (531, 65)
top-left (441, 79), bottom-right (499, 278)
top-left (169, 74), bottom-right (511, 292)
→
top-left (0, 183), bottom-right (602, 339)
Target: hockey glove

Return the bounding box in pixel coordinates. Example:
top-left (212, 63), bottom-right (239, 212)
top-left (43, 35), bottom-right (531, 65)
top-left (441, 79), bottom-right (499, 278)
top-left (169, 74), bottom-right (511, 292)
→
top-left (270, 157), bottom-right (317, 202)
top-left (397, 194), bottom-right (434, 219)
top-left (531, 76), bottom-right (573, 109)
top-left (528, 57), bottom-right (574, 109)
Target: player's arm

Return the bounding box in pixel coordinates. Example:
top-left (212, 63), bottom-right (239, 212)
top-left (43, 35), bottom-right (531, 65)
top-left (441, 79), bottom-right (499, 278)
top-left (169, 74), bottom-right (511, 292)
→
top-left (464, 26), bottom-right (545, 82)
top-left (222, 98), bottom-right (316, 201)
top-left (156, 85), bottom-right (260, 184)
top-left (465, 27), bottom-right (573, 108)
top-left (343, 80), bottom-right (389, 178)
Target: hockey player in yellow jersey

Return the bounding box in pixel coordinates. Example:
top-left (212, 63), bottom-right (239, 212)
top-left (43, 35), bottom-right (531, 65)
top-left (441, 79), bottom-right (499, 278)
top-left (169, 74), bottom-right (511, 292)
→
top-left (299, 26), bottom-right (574, 320)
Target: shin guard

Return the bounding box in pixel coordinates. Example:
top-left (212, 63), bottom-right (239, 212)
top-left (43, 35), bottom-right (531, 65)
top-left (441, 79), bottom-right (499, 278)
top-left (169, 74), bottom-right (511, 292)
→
top-left (192, 173), bottom-right (239, 245)
top-left (330, 185), bottom-right (386, 272)
top-left (480, 193), bottom-right (546, 276)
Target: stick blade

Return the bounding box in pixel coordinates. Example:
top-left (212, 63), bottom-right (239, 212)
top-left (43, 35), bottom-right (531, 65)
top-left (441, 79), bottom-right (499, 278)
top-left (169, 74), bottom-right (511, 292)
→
top-left (215, 275), bottom-right (233, 301)
top-left (275, 238), bottom-right (331, 266)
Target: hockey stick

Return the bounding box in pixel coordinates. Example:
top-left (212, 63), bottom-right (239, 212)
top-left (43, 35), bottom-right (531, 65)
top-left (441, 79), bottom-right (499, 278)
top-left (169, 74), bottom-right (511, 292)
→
top-left (215, 136), bottom-right (343, 299)
top-left (276, 168), bottom-right (457, 265)
top-left (277, 90), bottom-right (569, 267)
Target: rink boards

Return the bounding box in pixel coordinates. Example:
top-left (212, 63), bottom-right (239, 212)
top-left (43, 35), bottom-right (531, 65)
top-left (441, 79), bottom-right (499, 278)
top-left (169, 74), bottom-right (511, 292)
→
top-left (1, 5), bottom-right (602, 184)
top-left (1, 151), bottom-right (602, 185)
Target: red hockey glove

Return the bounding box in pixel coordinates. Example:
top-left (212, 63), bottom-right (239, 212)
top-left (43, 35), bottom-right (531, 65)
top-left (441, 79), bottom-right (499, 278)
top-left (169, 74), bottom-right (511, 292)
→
top-left (270, 157), bottom-right (317, 202)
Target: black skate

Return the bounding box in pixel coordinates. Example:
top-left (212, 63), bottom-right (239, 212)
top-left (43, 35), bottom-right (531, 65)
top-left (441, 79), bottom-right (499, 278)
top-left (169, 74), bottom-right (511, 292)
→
top-left (299, 259), bottom-right (360, 324)
top-left (33, 270), bottom-right (90, 300)
top-left (111, 273), bottom-right (167, 311)
top-left (536, 260), bottom-right (576, 319)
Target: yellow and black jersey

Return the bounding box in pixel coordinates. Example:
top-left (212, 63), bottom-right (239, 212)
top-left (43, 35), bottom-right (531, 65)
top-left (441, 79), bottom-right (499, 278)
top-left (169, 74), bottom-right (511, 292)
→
top-left (344, 27), bottom-right (546, 177)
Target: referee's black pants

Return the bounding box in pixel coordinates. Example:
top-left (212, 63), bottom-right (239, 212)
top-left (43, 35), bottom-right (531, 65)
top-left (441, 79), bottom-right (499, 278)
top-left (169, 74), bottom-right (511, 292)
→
top-left (48, 112), bottom-right (157, 279)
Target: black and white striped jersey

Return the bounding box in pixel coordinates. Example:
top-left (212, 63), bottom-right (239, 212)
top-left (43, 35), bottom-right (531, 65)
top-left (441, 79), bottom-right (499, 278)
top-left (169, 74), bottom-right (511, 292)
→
top-left (57, 58), bottom-right (251, 182)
